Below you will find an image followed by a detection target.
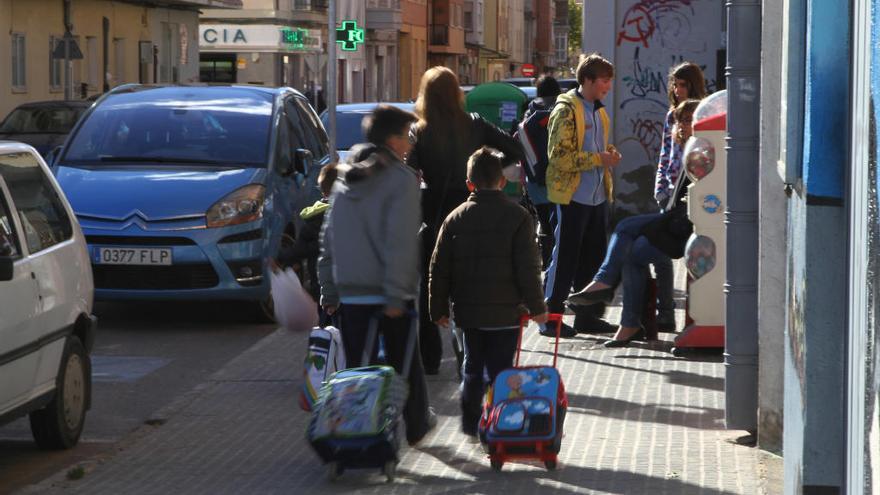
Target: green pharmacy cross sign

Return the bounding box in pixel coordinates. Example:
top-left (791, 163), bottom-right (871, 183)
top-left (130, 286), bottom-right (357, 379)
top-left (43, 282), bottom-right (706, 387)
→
top-left (336, 20), bottom-right (364, 51)
top-left (281, 27), bottom-right (309, 50)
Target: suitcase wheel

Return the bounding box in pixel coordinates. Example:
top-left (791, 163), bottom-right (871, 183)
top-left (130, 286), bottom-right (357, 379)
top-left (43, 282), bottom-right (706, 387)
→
top-left (490, 459), bottom-right (503, 471)
top-left (327, 462), bottom-right (343, 481)
top-left (382, 460), bottom-right (397, 482)
top-left (544, 460), bottom-right (557, 471)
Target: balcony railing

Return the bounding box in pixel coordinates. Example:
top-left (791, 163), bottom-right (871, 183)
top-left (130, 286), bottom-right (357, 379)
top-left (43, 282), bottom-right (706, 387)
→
top-left (294, 0), bottom-right (327, 10)
top-left (367, 0), bottom-right (401, 9)
top-left (430, 24), bottom-right (449, 45)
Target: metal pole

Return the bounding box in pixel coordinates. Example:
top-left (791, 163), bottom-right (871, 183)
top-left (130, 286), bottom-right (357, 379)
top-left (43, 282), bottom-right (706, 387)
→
top-left (327, 0), bottom-right (337, 159)
top-left (724, 0), bottom-right (761, 432)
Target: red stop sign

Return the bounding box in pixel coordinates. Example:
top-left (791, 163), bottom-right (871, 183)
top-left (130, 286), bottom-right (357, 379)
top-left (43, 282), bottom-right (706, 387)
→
top-left (521, 63), bottom-right (536, 77)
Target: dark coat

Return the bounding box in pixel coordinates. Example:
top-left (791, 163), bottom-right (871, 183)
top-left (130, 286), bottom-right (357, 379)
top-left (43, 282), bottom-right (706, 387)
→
top-left (428, 190), bottom-right (546, 328)
top-left (408, 113), bottom-right (525, 229)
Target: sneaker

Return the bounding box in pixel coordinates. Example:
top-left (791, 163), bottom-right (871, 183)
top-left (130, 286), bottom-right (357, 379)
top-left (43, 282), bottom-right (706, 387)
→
top-left (408, 408), bottom-right (438, 447)
top-left (539, 321), bottom-right (577, 338)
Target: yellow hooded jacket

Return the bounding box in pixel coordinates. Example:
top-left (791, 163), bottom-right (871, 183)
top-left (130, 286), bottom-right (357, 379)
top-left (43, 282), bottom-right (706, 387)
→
top-left (545, 89), bottom-right (614, 205)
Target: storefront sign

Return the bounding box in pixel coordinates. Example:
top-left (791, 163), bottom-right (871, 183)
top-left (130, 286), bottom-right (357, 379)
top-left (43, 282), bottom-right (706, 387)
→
top-left (336, 20), bottom-right (365, 51)
top-left (200, 24), bottom-right (322, 53)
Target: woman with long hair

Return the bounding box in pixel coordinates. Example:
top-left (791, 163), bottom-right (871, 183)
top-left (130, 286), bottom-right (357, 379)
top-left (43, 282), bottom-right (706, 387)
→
top-left (409, 67), bottom-right (524, 375)
top-left (651, 62), bottom-right (707, 332)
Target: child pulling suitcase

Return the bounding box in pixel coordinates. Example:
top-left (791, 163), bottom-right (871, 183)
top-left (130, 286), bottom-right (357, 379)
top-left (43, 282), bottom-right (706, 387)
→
top-left (479, 313), bottom-right (568, 471)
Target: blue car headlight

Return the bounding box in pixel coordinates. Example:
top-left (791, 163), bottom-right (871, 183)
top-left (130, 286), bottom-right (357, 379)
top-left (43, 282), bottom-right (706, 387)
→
top-left (206, 184), bottom-right (265, 228)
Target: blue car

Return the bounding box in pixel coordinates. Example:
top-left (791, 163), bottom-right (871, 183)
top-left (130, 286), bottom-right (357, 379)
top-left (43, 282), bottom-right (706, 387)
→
top-left (52, 85), bottom-right (330, 319)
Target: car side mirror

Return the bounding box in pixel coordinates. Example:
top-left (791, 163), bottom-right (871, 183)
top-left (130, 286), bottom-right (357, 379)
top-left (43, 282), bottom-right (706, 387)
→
top-left (294, 149), bottom-right (313, 176)
top-left (46, 146), bottom-right (62, 167)
top-left (0, 257), bottom-right (13, 282)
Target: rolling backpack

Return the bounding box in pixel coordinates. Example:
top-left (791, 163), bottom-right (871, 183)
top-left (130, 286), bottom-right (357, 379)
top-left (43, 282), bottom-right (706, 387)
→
top-left (299, 325), bottom-right (346, 412)
top-left (479, 313), bottom-right (568, 471)
top-left (307, 312), bottom-right (417, 483)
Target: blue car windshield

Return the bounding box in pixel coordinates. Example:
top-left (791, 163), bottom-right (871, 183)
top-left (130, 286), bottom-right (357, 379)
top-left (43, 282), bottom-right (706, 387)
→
top-left (63, 90), bottom-right (273, 166)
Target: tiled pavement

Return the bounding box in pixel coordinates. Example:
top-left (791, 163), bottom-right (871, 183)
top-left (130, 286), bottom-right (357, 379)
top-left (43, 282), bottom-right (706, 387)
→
top-left (21, 284), bottom-right (782, 494)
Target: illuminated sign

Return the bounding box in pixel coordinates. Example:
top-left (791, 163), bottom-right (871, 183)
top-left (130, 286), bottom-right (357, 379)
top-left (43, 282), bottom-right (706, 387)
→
top-left (336, 20), bottom-right (365, 51)
top-left (199, 25), bottom-right (321, 52)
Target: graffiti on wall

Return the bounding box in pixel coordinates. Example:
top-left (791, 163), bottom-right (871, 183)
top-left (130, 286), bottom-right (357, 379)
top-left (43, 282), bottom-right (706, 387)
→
top-left (612, 0), bottom-right (721, 216)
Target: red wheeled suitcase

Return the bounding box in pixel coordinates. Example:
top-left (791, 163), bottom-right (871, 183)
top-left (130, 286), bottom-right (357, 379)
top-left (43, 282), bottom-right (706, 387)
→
top-left (478, 313), bottom-right (567, 471)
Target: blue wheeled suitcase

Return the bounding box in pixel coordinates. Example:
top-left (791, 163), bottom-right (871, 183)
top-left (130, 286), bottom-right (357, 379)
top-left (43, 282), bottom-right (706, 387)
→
top-left (479, 314), bottom-right (568, 471)
top-left (306, 313), bottom-right (417, 482)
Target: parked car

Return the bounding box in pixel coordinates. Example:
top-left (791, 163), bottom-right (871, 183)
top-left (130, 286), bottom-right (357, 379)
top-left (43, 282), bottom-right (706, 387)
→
top-left (558, 78), bottom-right (579, 91)
top-left (51, 85), bottom-right (330, 320)
top-left (0, 101), bottom-right (91, 158)
top-left (0, 141), bottom-right (96, 449)
top-left (502, 77), bottom-right (535, 87)
top-left (320, 102), bottom-right (415, 162)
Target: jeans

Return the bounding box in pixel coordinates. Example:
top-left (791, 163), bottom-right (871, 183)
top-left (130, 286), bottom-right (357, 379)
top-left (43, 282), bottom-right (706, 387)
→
top-left (461, 328), bottom-right (519, 435)
top-left (620, 237), bottom-right (670, 328)
top-left (592, 212), bottom-right (663, 287)
top-left (338, 302), bottom-right (432, 444)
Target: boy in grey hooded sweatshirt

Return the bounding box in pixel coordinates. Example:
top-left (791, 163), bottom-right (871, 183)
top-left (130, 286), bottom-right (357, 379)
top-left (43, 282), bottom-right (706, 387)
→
top-left (317, 104), bottom-right (435, 445)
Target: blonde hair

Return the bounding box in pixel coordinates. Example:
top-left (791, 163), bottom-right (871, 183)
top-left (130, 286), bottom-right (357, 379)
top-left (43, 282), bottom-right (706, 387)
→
top-left (413, 67), bottom-right (469, 145)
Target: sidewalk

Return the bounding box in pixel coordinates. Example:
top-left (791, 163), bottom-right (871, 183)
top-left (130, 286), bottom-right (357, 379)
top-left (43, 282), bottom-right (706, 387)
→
top-left (22, 293), bottom-right (782, 494)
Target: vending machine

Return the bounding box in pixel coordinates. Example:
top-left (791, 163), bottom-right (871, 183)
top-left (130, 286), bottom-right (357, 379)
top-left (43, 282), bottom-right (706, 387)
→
top-left (672, 91), bottom-right (727, 356)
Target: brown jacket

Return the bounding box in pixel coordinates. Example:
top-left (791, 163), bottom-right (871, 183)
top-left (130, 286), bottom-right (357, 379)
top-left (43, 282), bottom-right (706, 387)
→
top-left (429, 190), bottom-right (546, 328)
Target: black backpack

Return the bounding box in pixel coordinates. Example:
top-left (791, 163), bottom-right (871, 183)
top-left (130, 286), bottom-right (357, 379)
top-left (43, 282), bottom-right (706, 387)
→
top-left (515, 107), bottom-right (552, 186)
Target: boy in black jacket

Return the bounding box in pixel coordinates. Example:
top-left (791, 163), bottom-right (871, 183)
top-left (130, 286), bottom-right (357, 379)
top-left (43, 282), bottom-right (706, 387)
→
top-left (277, 163), bottom-right (337, 302)
top-left (429, 146), bottom-right (548, 439)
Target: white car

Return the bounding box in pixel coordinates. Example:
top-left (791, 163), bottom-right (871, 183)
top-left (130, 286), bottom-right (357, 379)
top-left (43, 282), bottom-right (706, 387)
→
top-left (0, 141), bottom-right (96, 449)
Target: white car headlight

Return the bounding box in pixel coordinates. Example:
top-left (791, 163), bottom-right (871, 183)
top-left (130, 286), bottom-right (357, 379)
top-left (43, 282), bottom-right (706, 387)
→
top-left (206, 184), bottom-right (265, 228)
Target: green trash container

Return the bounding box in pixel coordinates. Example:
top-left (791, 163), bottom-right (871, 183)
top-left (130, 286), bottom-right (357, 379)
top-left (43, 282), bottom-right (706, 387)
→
top-left (465, 82), bottom-right (528, 196)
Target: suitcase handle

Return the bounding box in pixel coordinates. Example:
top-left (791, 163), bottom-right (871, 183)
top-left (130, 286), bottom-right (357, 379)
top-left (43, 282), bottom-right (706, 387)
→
top-left (517, 313), bottom-right (563, 368)
top-left (362, 310), bottom-right (419, 377)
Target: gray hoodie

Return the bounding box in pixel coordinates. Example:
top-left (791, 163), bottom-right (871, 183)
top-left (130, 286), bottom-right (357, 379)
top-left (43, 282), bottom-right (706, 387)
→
top-left (318, 143), bottom-right (422, 311)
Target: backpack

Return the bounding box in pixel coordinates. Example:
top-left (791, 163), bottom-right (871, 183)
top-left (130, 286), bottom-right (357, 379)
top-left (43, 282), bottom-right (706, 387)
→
top-left (515, 107), bottom-right (552, 186)
top-left (300, 325), bottom-right (346, 411)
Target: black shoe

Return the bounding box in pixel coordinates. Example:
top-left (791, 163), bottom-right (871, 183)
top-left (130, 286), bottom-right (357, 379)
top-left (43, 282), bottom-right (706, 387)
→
top-left (567, 287), bottom-right (615, 306)
top-left (408, 408), bottom-right (438, 446)
top-left (573, 314), bottom-right (616, 334)
top-left (424, 366), bottom-right (440, 376)
top-left (539, 321), bottom-right (577, 338)
top-left (603, 327), bottom-right (647, 348)
top-left (656, 315), bottom-right (676, 333)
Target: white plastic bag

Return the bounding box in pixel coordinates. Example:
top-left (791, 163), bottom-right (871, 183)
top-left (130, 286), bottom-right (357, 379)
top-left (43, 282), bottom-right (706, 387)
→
top-left (269, 267), bottom-right (318, 332)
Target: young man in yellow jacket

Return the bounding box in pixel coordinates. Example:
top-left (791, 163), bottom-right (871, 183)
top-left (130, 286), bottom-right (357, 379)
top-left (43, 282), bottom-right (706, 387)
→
top-left (542, 53), bottom-right (622, 337)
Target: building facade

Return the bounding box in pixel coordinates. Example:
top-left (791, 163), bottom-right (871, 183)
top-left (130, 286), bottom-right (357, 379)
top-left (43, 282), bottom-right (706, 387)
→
top-left (199, 0), bottom-right (325, 92)
top-left (399, 0), bottom-right (428, 100)
top-left (0, 0), bottom-right (237, 118)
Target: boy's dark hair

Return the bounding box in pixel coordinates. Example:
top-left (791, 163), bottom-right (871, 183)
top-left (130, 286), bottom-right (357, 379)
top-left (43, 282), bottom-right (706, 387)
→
top-left (536, 75), bottom-right (561, 98)
top-left (363, 104), bottom-right (418, 146)
top-left (673, 99), bottom-right (701, 124)
top-left (467, 147), bottom-right (504, 190)
top-left (317, 163), bottom-right (338, 197)
top-left (576, 53), bottom-right (614, 85)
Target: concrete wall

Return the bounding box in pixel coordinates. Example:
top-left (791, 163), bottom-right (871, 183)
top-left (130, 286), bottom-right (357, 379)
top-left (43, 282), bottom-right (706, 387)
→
top-left (783, 0), bottom-right (850, 491)
top-left (582, 0), bottom-right (724, 216)
top-left (757, 0), bottom-right (786, 455)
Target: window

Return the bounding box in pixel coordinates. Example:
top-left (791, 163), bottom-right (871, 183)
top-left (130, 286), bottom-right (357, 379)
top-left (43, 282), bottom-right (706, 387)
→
top-left (0, 152), bottom-right (73, 253)
top-left (114, 38), bottom-right (125, 86)
top-left (87, 36), bottom-right (98, 89)
top-left (0, 188), bottom-right (21, 258)
top-left (293, 97), bottom-right (329, 158)
top-left (282, 100), bottom-right (309, 151)
top-left (49, 36), bottom-right (63, 90)
top-left (11, 33), bottom-right (26, 89)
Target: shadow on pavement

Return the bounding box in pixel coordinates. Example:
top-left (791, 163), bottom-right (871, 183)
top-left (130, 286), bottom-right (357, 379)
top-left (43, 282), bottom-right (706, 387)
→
top-left (405, 444), bottom-right (743, 495)
top-left (565, 392), bottom-right (724, 430)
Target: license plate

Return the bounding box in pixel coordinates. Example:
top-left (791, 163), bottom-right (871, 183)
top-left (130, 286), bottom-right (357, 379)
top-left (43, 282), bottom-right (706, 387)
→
top-left (95, 247), bottom-right (172, 266)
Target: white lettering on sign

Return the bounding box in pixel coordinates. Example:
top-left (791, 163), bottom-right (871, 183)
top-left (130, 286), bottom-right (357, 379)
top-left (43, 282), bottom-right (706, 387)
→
top-left (199, 24), bottom-right (323, 52)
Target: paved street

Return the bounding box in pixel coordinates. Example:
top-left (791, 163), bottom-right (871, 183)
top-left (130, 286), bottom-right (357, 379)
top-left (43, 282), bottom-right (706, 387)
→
top-left (14, 269), bottom-right (783, 495)
top-left (0, 301), bottom-right (275, 494)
